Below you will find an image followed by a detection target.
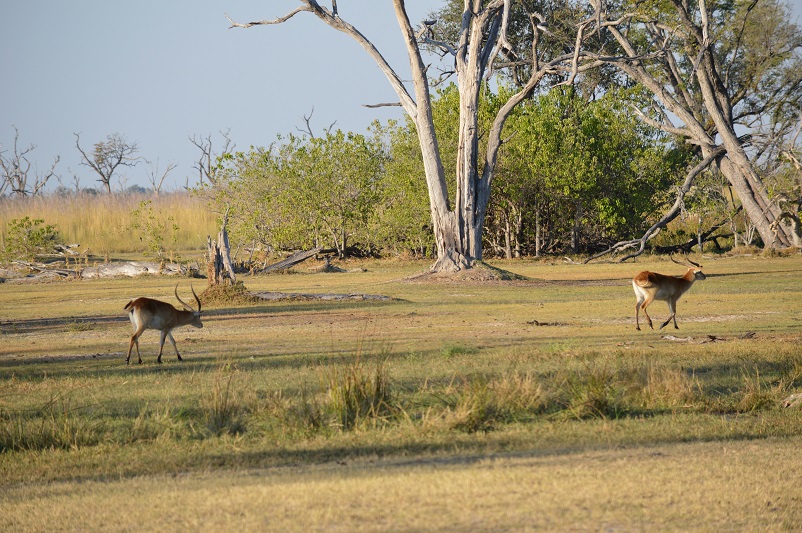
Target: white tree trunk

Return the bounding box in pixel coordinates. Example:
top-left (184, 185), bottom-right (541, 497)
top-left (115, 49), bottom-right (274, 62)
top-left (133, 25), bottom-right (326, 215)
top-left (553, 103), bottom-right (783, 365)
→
top-left (602, 5), bottom-right (796, 250)
top-left (229, 1), bottom-right (587, 272)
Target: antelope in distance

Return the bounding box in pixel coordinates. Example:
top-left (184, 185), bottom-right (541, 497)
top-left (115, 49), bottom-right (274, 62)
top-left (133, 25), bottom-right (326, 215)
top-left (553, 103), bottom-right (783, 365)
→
top-left (632, 256), bottom-right (706, 331)
top-left (124, 284), bottom-right (203, 364)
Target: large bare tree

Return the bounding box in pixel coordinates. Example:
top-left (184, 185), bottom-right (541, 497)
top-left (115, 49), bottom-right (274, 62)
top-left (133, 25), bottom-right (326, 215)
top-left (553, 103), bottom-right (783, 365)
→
top-left (588, 0), bottom-right (802, 250)
top-left (0, 126), bottom-right (59, 196)
top-left (75, 132), bottom-right (140, 194)
top-left (228, 1), bottom-right (600, 272)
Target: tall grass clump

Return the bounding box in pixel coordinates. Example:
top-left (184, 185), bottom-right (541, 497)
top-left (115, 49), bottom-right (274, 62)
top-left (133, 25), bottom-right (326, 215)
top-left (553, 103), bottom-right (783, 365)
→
top-left (554, 358), bottom-right (631, 420)
top-left (261, 389), bottom-right (328, 437)
top-left (735, 367), bottom-right (777, 412)
top-left (699, 366), bottom-right (784, 414)
top-left (640, 363), bottom-right (701, 412)
top-left (202, 359), bottom-right (247, 436)
top-left (263, 357), bottom-right (395, 434)
top-left (0, 396), bottom-right (101, 452)
top-left (491, 372), bottom-right (548, 419)
top-left (777, 355), bottom-right (802, 393)
top-left (326, 357), bottom-right (394, 430)
top-left (125, 404), bottom-right (185, 444)
top-left (438, 372), bottom-right (548, 433)
top-left (445, 375), bottom-right (498, 433)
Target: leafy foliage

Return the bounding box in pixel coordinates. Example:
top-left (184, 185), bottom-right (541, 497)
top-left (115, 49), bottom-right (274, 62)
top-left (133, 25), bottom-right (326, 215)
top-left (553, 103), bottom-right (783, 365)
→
top-left (203, 85), bottom-right (691, 258)
top-left (369, 120), bottom-right (435, 258)
top-left (1, 216), bottom-right (63, 262)
top-left (209, 129), bottom-right (387, 258)
top-left (129, 200), bottom-right (179, 259)
top-left (492, 86), bottom-right (689, 255)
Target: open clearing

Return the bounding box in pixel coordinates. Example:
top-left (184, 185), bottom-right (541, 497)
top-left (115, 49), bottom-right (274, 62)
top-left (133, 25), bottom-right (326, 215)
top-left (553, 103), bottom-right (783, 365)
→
top-left (1, 255), bottom-right (802, 531)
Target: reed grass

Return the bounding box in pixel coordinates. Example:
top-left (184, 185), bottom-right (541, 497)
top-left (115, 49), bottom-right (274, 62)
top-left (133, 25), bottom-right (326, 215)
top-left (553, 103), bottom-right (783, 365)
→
top-left (0, 192), bottom-right (217, 256)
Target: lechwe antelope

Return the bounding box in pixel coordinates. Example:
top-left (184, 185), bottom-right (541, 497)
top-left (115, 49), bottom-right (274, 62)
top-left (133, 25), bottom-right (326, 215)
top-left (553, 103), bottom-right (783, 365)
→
top-left (632, 256), bottom-right (706, 331)
top-left (124, 284), bottom-right (203, 364)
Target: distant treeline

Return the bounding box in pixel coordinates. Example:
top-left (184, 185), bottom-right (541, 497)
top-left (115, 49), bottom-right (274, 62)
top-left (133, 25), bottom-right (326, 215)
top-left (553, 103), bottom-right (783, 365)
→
top-left (3, 88), bottom-right (792, 262)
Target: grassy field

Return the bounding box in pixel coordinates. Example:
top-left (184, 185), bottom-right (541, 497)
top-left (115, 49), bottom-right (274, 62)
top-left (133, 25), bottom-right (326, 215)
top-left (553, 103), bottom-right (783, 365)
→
top-left (0, 192), bottom-right (217, 256)
top-left (1, 254), bottom-right (801, 531)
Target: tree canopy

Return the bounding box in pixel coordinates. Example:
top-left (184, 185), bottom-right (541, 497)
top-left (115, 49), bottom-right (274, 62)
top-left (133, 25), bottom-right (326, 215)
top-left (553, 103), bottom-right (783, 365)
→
top-left (213, 0), bottom-right (802, 265)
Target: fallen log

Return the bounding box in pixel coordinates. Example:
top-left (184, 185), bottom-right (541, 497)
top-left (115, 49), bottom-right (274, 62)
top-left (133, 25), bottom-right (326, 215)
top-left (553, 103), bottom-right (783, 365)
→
top-left (12, 260), bottom-right (78, 278)
top-left (257, 248), bottom-right (327, 273)
top-left (81, 261), bottom-right (186, 279)
top-left (585, 147), bottom-right (727, 263)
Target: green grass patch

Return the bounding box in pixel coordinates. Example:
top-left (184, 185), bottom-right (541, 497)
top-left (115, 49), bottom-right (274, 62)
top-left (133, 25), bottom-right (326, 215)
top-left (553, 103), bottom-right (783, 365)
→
top-left (0, 255), bottom-right (801, 519)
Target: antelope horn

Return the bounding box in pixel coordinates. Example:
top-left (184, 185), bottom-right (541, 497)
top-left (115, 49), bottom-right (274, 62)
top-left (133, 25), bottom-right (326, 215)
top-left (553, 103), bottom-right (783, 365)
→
top-left (174, 284), bottom-right (198, 313)
top-left (191, 284), bottom-right (202, 313)
top-left (670, 254), bottom-right (702, 269)
top-left (685, 256), bottom-right (702, 268)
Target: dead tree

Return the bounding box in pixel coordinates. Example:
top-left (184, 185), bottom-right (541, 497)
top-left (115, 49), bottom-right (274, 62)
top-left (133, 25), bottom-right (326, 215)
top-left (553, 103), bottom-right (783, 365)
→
top-left (74, 132), bottom-right (140, 193)
top-left (144, 158), bottom-right (177, 195)
top-left (189, 129), bottom-right (234, 187)
top-left (226, 2), bottom-right (602, 273)
top-left (207, 213), bottom-right (237, 286)
top-left (588, 0), bottom-right (801, 249)
top-left (0, 126), bottom-right (59, 196)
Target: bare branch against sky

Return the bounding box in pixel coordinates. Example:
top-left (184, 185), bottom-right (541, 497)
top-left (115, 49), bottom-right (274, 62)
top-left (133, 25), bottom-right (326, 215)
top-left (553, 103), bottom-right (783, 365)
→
top-left (0, 1), bottom-right (438, 191)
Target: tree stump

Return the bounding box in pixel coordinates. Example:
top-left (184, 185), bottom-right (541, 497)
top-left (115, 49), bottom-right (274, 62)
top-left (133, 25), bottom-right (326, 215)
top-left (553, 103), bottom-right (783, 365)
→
top-left (207, 215), bottom-right (236, 287)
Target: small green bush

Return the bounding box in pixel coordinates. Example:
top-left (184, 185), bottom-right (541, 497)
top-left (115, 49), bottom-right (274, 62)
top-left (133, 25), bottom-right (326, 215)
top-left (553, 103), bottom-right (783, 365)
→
top-left (1, 216), bottom-right (63, 262)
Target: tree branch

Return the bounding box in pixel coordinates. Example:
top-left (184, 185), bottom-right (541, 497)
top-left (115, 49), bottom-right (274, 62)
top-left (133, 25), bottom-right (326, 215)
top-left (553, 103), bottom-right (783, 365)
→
top-left (225, 7), bottom-right (311, 28)
top-left (585, 146), bottom-right (727, 263)
top-left (228, 2), bottom-right (417, 119)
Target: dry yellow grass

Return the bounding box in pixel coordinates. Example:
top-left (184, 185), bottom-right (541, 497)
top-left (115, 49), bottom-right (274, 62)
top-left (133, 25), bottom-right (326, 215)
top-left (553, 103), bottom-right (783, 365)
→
top-left (2, 437), bottom-right (801, 531)
top-left (0, 192), bottom-right (217, 255)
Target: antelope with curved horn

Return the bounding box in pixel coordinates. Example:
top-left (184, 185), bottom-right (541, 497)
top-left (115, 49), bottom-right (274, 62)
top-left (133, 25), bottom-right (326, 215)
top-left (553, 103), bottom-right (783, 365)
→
top-left (632, 256), bottom-right (706, 331)
top-left (124, 284), bottom-right (203, 364)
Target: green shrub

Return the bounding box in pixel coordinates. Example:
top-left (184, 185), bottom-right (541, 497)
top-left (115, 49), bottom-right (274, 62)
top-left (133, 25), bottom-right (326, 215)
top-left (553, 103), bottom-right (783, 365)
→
top-left (1, 216), bottom-right (63, 262)
top-left (129, 200), bottom-right (180, 259)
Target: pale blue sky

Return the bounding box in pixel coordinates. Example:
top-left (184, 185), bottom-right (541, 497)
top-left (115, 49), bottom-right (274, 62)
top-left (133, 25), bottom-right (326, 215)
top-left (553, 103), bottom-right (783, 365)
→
top-left (0, 1), bottom-right (440, 191)
top-left (3, 1), bottom-right (802, 192)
